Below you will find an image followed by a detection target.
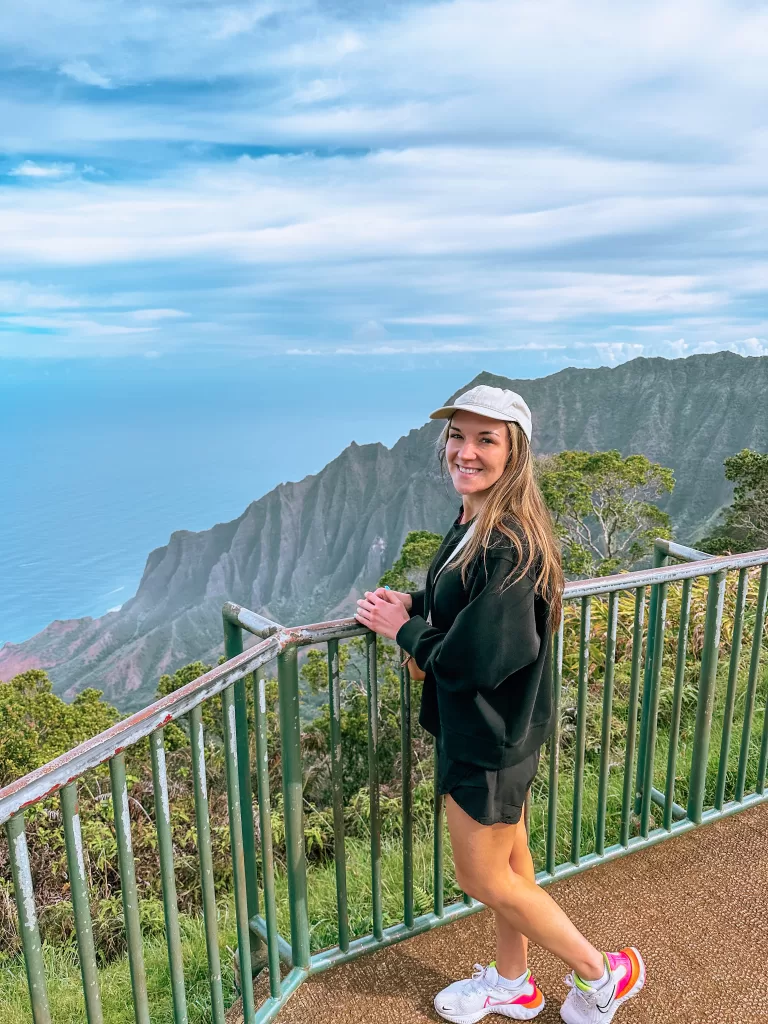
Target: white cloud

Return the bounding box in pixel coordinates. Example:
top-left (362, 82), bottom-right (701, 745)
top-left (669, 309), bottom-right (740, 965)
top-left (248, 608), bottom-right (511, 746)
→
top-left (212, 4), bottom-right (278, 41)
top-left (2, 314), bottom-right (157, 336)
top-left (661, 336), bottom-right (768, 359)
top-left (292, 79), bottom-right (347, 106)
top-left (584, 342), bottom-right (645, 366)
top-left (59, 60), bottom-right (112, 89)
top-left (2, 153), bottom-right (760, 268)
top-left (495, 273), bottom-right (724, 322)
top-left (387, 314), bottom-right (477, 326)
top-left (1, 0), bottom-right (768, 363)
top-left (8, 161), bottom-right (76, 179)
top-left (131, 308), bottom-right (188, 321)
top-left (287, 341), bottom-right (568, 356)
top-left (0, 281), bottom-right (81, 309)
top-left (0, 0), bottom-right (764, 156)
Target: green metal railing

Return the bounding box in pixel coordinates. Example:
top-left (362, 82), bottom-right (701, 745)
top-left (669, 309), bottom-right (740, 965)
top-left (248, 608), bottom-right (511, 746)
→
top-left (2, 542), bottom-right (768, 1024)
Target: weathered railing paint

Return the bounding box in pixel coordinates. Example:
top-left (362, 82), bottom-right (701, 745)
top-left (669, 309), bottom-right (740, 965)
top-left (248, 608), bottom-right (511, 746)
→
top-left (110, 752), bottom-right (151, 1024)
top-left (60, 782), bottom-right (103, 1024)
top-left (5, 813), bottom-right (51, 1024)
top-left (2, 544), bottom-right (767, 1024)
top-left (326, 639), bottom-right (350, 953)
top-left (150, 729), bottom-right (188, 1024)
top-left (570, 596), bottom-right (591, 865)
top-left (595, 590), bottom-right (618, 856)
top-left (189, 703), bottom-right (226, 1024)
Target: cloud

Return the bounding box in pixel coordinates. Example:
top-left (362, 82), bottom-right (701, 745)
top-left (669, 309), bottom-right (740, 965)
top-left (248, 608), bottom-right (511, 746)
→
top-left (212, 4), bottom-right (278, 41)
top-left (0, 0), bottom-right (767, 364)
top-left (662, 336), bottom-right (768, 359)
top-left (8, 161), bottom-right (76, 179)
top-left (131, 308), bottom-right (189, 321)
top-left (0, 280), bottom-right (81, 309)
top-left (0, 0), bottom-right (764, 156)
top-left (287, 341), bottom-right (568, 356)
top-left (59, 60), bottom-right (112, 89)
top-left (387, 315), bottom-right (477, 326)
top-left (1, 314), bottom-right (157, 336)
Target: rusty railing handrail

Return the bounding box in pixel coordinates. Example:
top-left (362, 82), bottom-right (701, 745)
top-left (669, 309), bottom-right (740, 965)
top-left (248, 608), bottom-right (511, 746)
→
top-left (0, 632), bottom-right (281, 825)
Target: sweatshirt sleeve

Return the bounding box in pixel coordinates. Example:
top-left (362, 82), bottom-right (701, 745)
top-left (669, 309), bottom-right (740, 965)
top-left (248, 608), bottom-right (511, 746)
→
top-left (395, 553), bottom-right (540, 693)
top-left (407, 589), bottom-right (426, 619)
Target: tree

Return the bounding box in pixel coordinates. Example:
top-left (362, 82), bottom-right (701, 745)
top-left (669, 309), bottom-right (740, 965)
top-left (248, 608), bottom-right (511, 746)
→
top-left (537, 450), bottom-right (674, 577)
top-left (378, 530), bottom-right (443, 591)
top-left (700, 448), bottom-right (768, 554)
top-left (0, 670), bottom-right (119, 786)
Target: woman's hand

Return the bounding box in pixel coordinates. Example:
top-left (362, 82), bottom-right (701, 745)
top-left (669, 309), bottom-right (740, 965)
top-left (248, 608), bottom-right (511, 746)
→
top-left (355, 588), bottom-right (411, 640)
top-left (380, 589), bottom-right (413, 612)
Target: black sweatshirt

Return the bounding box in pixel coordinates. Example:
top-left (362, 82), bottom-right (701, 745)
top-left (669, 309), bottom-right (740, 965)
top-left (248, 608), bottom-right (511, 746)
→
top-left (395, 507), bottom-right (555, 770)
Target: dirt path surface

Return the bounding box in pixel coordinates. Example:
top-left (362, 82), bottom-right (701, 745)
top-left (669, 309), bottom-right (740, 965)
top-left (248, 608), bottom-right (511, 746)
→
top-left (229, 800), bottom-right (768, 1023)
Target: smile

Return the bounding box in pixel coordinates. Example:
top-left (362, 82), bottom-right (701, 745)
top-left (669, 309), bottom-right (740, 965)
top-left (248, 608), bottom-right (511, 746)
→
top-left (457, 466), bottom-right (482, 475)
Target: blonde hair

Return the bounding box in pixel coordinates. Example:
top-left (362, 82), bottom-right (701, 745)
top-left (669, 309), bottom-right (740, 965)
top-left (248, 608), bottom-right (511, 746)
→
top-left (436, 417), bottom-right (564, 627)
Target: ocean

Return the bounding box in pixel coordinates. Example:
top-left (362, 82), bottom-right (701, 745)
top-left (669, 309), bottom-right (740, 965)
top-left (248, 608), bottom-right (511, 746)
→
top-left (0, 353), bottom-right (549, 646)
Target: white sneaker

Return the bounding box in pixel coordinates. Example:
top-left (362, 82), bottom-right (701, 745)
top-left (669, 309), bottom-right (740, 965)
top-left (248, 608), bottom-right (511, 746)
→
top-left (560, 948), bottom-right (645, 1024)
top-left (434, 962), bottom-right (545, 1024)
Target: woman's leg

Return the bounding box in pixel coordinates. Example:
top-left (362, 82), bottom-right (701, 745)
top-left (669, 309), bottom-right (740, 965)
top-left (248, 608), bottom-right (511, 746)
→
top-left (445, 794), bottom-right (605, 981)
top-left (493, 811), bottom-right (536, 979)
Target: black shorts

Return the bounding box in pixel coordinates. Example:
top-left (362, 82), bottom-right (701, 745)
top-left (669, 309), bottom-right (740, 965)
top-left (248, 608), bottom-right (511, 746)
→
top-left (437, 738), bottom-right (541, 826)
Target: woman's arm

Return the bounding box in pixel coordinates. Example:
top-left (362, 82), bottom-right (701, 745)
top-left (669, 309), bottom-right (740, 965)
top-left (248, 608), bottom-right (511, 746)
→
top-left (395, 554), bottom-right (540, 693)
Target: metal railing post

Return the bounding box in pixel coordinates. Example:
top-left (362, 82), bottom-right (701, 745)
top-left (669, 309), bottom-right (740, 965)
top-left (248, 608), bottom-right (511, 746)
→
top-left (687, 570), bottom-right (727, 823)
top-left (109, 754), bottom-right (151, 1024)
top-left (150, 729), bottom-right (188, 1024)
top-left (596, 592), bottom-right (619, 855)
top-left (639, 580), bottom-right (669, 836)
top-left (570, 596), bottom-right (591, 865)
top-left (737, 564), bottom-right (768, 800)
top-left (715, 569), bottom-right (748, 809)
top-left (60, 783), bottom-right (104, 1024)
top-left (546, 613), bottom-right (564, 874)
top-left (222, 684), bottom-right (256, 1023)
top-left (663, 578), bottom-right (693, 829)
top-left (278, 643), bottom-right (311, 969)
top-left (223, 614), bottom-right (264, 981)
top-left (400, 655), bottom-right (416, 923)
top-left (327, 639), bottom-right (350, 952)
top-left (189, 706), bottom-right (226, 1024)
top-left (6, 813), bottom-right (52, 1024)
top-left (634, 545), bottom-right (667, 813)
top-left (620, 586), bottom-right (646, 846)
top-left (366, 632), bottom-right (385, 934)
top-left (253, 675), bottom-right (282, 999)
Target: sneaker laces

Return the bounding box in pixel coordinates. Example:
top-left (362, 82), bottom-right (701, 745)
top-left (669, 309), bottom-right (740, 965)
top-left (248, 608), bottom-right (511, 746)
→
top-left (563, 972), bottom-right (594, 1007)
top-left (467, 963), bottom-right (531, 996)
top-left (465, 963), bottom-right (491, 995)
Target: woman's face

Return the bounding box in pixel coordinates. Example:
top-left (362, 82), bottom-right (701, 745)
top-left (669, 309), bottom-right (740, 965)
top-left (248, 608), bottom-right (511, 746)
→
top-left (445, 410), bottom-right (511, 498)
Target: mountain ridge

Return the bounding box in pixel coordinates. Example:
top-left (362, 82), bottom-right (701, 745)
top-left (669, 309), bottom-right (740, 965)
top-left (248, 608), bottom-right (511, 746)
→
top-left (3, 350), bottom-right (767, 711)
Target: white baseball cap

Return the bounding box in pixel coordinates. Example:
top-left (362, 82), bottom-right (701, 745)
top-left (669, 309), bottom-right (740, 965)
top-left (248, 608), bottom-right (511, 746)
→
top-left (429, 384), bottom-right (533, 442)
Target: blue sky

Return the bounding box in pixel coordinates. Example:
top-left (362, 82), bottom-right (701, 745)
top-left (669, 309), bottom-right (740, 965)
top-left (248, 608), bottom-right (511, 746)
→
top-left (2, 0), bottom-right (768, 370)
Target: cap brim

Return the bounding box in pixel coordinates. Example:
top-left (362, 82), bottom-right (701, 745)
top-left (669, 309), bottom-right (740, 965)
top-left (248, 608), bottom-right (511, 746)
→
top-left (429, 403), bottom-right (516, 422)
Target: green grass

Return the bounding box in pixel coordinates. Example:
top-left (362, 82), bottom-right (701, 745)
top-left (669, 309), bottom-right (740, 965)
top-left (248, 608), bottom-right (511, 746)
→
top-left (0, 908), bottom-right (238, 1024)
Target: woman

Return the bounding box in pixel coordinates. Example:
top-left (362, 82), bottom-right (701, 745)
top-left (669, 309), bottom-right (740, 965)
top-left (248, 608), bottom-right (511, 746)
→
top-left (355, 385), bottom-right (645, 1024)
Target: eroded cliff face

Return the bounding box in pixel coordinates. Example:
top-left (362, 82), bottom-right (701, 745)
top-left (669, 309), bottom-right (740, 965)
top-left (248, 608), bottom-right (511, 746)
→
top-left (3, 351), bottom-right (767, 710)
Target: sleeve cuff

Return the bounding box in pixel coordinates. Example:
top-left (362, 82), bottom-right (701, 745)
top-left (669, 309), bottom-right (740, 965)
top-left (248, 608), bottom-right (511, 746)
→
top-left (396, 614), bottom-right (430, 656)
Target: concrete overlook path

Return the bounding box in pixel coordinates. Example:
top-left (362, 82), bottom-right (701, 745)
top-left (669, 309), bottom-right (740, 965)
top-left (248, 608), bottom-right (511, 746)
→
top-left (229, 801), bottom-right (768, 1024)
